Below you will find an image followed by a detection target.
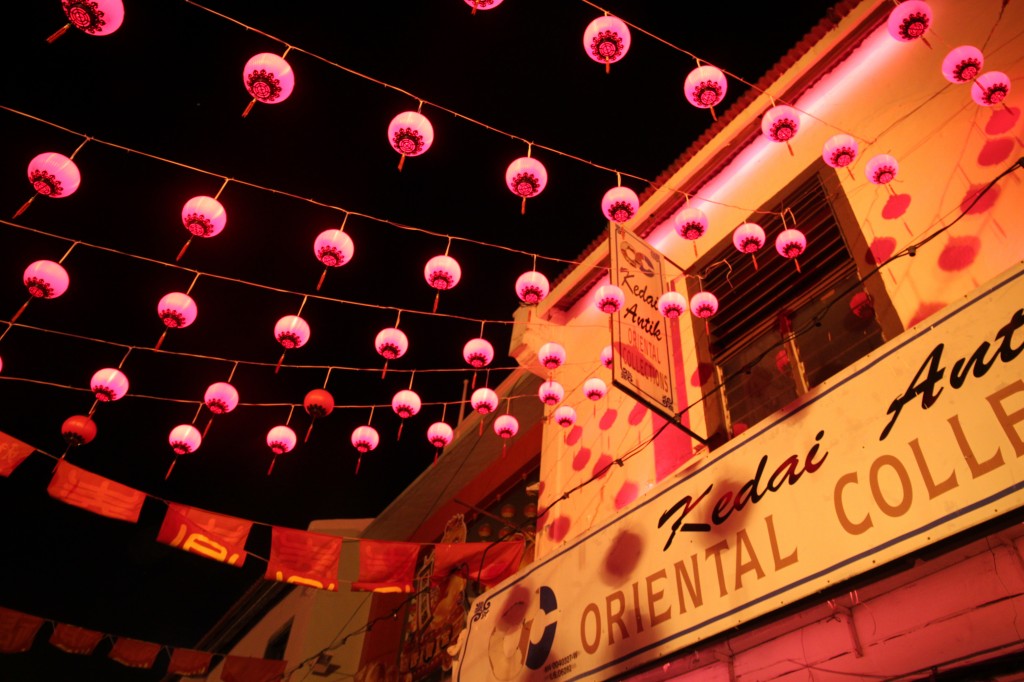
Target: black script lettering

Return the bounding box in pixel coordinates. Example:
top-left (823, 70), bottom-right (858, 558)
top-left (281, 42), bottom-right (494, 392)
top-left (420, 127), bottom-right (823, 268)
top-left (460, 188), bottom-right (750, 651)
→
top-left (618, 272), bottom-right (659, 311)
top-left (622, 303), bottom-right (664, 340)
top-left (658, 484), bottom-right (713, 550)
top-left (880, 345), bottom-right (945, 441)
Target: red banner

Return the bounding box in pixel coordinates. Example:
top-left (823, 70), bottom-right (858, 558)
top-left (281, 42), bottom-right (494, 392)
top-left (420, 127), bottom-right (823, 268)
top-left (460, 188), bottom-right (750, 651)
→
top-left (49, 623), bottom-right (104, 655)
top-left (168, 647), bottom-right (213, 676)
top-left (0, 432), bottom-right (33, 477)
top-left (47, 461), bottom-right (145, 523)
top-left (266, 527), bottom-right (341, 591)
top-left (352, 540), bottom-right (421, 593)
top-left (432, 539), bottom-right (525, 587)
top-left (157, 503), bottom-right (251, 566)
top-left (108, 637), bottom-right (161, 669)
top-left (222, 655), bottom-right (287, 682)
top-left (0, 606), bottom-right (43, 654)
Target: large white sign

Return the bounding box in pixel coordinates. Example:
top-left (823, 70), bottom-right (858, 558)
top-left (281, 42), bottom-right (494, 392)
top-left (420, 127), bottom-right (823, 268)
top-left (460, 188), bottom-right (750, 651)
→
top-left (457, 264), bottom-right (1024, 681)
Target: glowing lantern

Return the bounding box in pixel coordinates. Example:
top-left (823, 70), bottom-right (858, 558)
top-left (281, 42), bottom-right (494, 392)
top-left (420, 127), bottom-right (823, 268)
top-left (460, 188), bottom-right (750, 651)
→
top-left (673, 206), bottom-right (708, 255)
top-left (690, 291), bottom-right (719, 319)
top-left (351, 425), bottom-right (379, 474)
top-left (516, 270), bottom-right (549, 305)
top-left (204, 382), bottom-right (239, 414)
top-left (583, 377), bottom-right (607, 401)
top-left (463, 338), bottom-right (494, 368)
top-left (972, 72), bottom-right (1011, 107)
top-left (155, 292), bottom-right (197, 350)
top-left (427, 421), bottom-right (454, 464)
top-left (48, 0), bottom-right (125, 42)
top-left (538, 342), bottom-right (565, 371)
top-left (538, 380), bottom-right (565, 406)
top-left (12, 260), bottom-right (69, 323)
top-left (775, 228), bottom-right (807, 272)
top-left (583, 15), bottom-right (631, 73)
top-left (303, 388), bottom-right (334, 442)
top-left (391, 389), bottom-right (422, 439)
top-left (375, 326), bottom-right (408, 377)
top-left (177, 196), bottom-right (226, 261)
top-left (471, 387), bottom-right (498, 415)
top-left (657, 292), bottom-right (688, 318)
top-left (62, 414), bottom-right (97, 447)
top-left (761, 105), bottom-right (800, 155)
top-left (887, 1), bottom-right (932, 44)
top-left (505, 156), bottom-right (547, 214)
top-left (464, 0), bottom-right (503, 13)
top-left (850, 291), bottom-right (875, 319)
top-left (822, 134), bottom-right (859, 178)
top-left (166, 423), bottom-right (200, 479)
top-left (266, 425), bottom-right (297, 475)
top-left (594, 284), bottom-right (624, 314)
top-left (600, 345), bottom-right (613, 369)
top-left (732, 222), bottom-right (766, 269)
top-left (684, 65), bottom-right (728, 119)
top-left (601, 186), bottom-right (640, 223)
top-left (242, 53), bottom-right (295, 117)
top-left (388, 111), bottom-right (434, 170)
top-left (90, 368), bottom-right (128, 402)
top-left (553, 405), bottom-right (577, 428)
top-left (14, 153), bottom-right (81, 219)
top-left (424, 254), bottom-right (461, 313)
top-left (313, 229), bottom-right (354, 290)
top-left (274, 315), bottom-right (310, 374)
top-left (942, 46), bottom-right (983, 84)
top-left (866, 154), bottom-right (899, 193)
top-left (494, 414), bottom-right (519, 439)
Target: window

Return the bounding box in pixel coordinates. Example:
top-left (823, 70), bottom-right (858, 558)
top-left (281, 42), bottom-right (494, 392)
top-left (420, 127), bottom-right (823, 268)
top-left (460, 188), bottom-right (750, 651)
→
top-left (691, 164), bottom-right (900, 439)
top-left (264, 618), bottom-right (292, 661)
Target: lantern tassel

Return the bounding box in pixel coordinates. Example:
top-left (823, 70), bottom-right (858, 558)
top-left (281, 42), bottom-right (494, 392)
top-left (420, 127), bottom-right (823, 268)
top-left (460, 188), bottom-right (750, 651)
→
top-left (847, 167), bottom-right (855, 181)
top-left (10, 297), bottom-right (31, 324)
top-left (202, 416), bottom-right (214, 439)
top-left (502, 442), bottom-right (507, 458)
top-left (316, 268), bottom-right (328, 291)
top-left (355, 455), bottom-right (362, 475)
top-left (751, 253), bottom-right (759, 271)
top-left (605, 59), bottom-right (610, 75)
top-left (267, 456), bottom-right (277, 476)
top-left (46, 22), bottom-right (72, 43)
top-left (397, 154), bottom-right (406, 172)
top-left (165, 456), bottom-right (178, 480)
top-left (176, 236), bottom-right (194, 262)
top-left (154, 329), bottom-right (169, 351)
top-left (432, 292), bottom-right (440, 314)
top-left (304, 420), bottom-right (315, 443)
top-left (13, 194), bottom-right (36, 219)
top-left (381, 360), bottom-right (389, 379)
top-left (471, 371), bottom-right (477, 389)
top-left (396, 421), bottom-right (404, 441)
top-left (786, 141), bottom-right (794, 157)
top-left (479, 418), bottom-right (484, 436)
top-left (433, 449), bottom-right (439, 466)
top-left (275, 351), bottom-right (286, 374)
top-left (692, 241), bottom-right (698, 257)
top-left (242, 98), bottom-right (257, 118)
top-left (521, 197), bottom-right (527, 215)
top-left (709, 105), bottom-right (718, 122)
top-left (794, 258), bottom-right (801, 273)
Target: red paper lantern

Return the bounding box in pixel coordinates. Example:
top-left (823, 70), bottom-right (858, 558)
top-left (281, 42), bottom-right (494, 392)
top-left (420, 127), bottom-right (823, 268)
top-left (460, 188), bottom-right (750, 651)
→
top-left (657, 292), bottom-right (688, 318)
top-left (51, 0), bottom-right (125, 41)
top-left (673, 206), bottom-right (708, 246)
top-left (304, 389), bottom-right (334, 418)
top-left (266, 425), bottom-right (296, 474)
top-left (62, 414), bottom-right (97, 446)
top-left (314, 229), bottom-right (354, 267)
top-left (388, 111), bottom-right (434, 170)
top-left (166, 423), bottom-right (200, 478)
top-left (733, 222), bottom-right (766, 269)
top-left (583, 15), bottom-right (631, 72)
top-left (690, 291), bottom-right (719, 319)
top-left (23, 260), bottom-right (69, 299)
top-left (601, 186), bottom-right (640, 223)
top-left (761, 105), bottom-right (800, 155)
top-left (684, 65), bottom-right (728, 116)
top-left (942, 46), bottom-right (984, 84)
top-left (26, 153), bottom-right (81, 199)
top-left (887, 1), bottom-right (932, 43)
top-left (471, 387), bottom-right (498, 415)
top-left (583, 377), bottom-right (607, 401)
top-left (822, 134), bottom-right (859, 171)
top-left (972, 71), bottom-right (1011, 107)
top-left (850, 291), bottom-right (875, 319)
top-left (538, 342), bottom-right (565, 370)
top-left (505, 157), bottom-right (547, 213)
top-left (392, 390), bottom-right (422, 419)
top-left (375, 327), bottom-right (409, 360)
top-left (494, 414), bottom-right (519, 439)
top-left (427, 422), bottom-right (453, 449)
top-left (600, 345), bottom-right (613, 369)
top-left (181, 196), bottom-right (226, 238)
top-left (866, 154), bottom-right (899, 186)
top-left (204, 382), bottom-right (239, 414)
top-left (775, 228), bottom-right (807, 272)
top-left (351, 426), bottom-right (379, 453)
top-left (463, 338), bottom-right (494, 369)
top-left (424, 255), bottom-right (461, 290)
top-left (242, 53), bottom-right (295, 112)
top-left (516, 270), bottom-right (550, 305)
top-left (275, 315), bottom-right (310, 349)
top-left (157, 292), bottom-right (197, 329)
top-left (538, 380), bottom-right (565, 406)
top-left (464, 0), bottom-right (503, 11)
top-left (775, 348), bottom-right (791, 374)
top-left (553, 405), bottom-right (577, 428)
top-left (594, 284), bottom-right (625, 314)
top-left (90, 368), bottom-right (128, 402)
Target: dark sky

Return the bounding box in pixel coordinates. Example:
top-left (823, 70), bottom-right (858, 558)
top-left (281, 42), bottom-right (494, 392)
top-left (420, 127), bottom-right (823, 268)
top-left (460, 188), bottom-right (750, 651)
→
top-left (0, 1), bottom-right (836, 679)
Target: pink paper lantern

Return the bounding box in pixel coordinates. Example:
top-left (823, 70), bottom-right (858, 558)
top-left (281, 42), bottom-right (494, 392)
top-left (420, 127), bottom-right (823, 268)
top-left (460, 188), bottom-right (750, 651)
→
top-left (304, 389), bottom-right (334, 418)
top-left (275, 315), bottom-right (310, 349)
top-left (169, 424), bottom-right (201, 455)
top-left (62, 414), bottom-right (97, 446)
top-left (942, 46), bottom-right (984, 84)
top-left (464, 0), bottom-right (503, 11)
top-left (23, 260), bottom-right (69, 299)
top-left (392, 390), bottom-right (422, 419)
top-left (181, 196), bottom-right (227, 238)
top-left (157, 292), bottom-right (197, 329)
top-left (351, 425), bottom-right (379, 453)
top-left (267, 425), bottom-right (297, 454)
top-left (427, 421), bottom-right (454, 449)
top-left (388, 111), bottom-right (434, 169)
top-left (463, 338), bottom-right (494, 368)
top-left (972, 71), bottom-right (1011, 107)
top-left (243, 53), bottom-right (295, 106)
top-left (822, 134), bottom-right (859, 170)
top-left (553, 405), bottom-right (577, 428)
top-left (538, 380), bottom-right (565, 406)
top-left (601, 186), bottom-right (640, 223)
top-left (761, 105), bottom-right (800, 154)
top-left (600, 344), bottom-right (613, 369)
top-left (90, 368), bottom-right (129, 402)
top-left (26, 153), bottom-right (81, 199)
top-left (583, 16), bottom-right (631, 72)
top-left (516, 270), bottom-right (550, 305)
top-left (375, 327), bottom-right (409, 360)
top-left (657, 291), bottom-right (688, 318)
top-left (314, 229), bottom-right (354, 267)
top-left (594, 284), bottom-right (624, 314)
top-left (775, 228), bottom-right (807, 272)
top-left (684, 65), bottom-right (728, 115)
top-left (506, 157), bottom-right (547, 213)
top-left (690, 291), bottom-right (719, 319)
top-left (866, 154), bottom-right (899, 186)
top-left (494, 414), bottom-right (519, 439)
top-left (538, 342), bottom-right (566, 370)
top-left (733, 222), bottom-right (766, 269)
top-left (471, 387), bottom-right (499, 415)
top-left (583, 377), bottom-right (607, 401)
top-left (55, 0), bottom-right (125, 39)
top-left (204, 382), bottom-right (239, 414)
top-left (424, 255), bottom-right (461, 290)
top-left (887, 1), bottom-right (932, 43)
top-left (673, 207), bottom-right (708, 242)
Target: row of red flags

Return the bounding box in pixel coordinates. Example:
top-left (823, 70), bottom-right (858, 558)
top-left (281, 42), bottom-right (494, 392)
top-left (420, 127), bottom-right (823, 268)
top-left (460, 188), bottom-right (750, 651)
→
top-left (2, 437), bottom-right (526, 592)
top-left (0, 606), bottom-right (287, 679)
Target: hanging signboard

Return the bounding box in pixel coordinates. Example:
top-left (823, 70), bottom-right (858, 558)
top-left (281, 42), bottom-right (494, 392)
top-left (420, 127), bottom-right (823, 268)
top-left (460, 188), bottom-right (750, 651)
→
top-left (455, 262), bottom-right (1024, 681)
